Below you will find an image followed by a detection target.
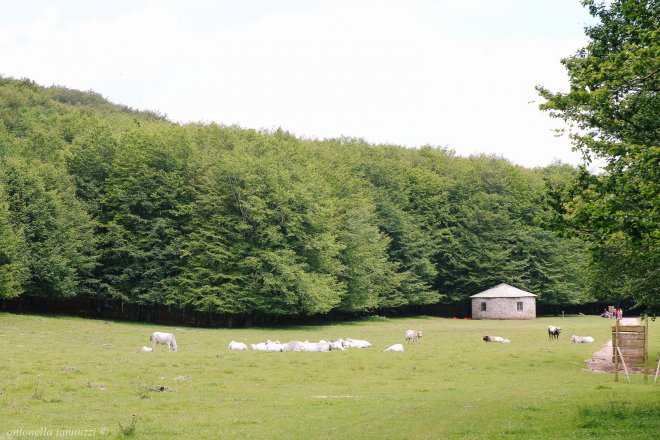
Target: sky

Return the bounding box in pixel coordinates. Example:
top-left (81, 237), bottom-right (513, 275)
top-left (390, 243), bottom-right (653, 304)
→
top-left (0, 0), bottom-right (597, 168)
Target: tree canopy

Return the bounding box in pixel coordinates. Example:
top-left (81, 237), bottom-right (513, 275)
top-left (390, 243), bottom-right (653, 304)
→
top-left (537, 0), bottom-right (659, 314)
top-left (0, 76), bottom-right (593, 321)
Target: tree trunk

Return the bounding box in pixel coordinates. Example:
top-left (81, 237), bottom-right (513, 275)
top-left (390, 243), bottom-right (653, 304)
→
top-left (97, 299), bottom-right (104, 318)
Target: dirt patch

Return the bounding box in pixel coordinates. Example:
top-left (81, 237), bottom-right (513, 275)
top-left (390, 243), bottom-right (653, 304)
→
top-left (585, 340), bottom-right (655, 375)
top-left (85, 382), bottom-right (107, 390)
top-left (152, 385), bottom-right (175, 392)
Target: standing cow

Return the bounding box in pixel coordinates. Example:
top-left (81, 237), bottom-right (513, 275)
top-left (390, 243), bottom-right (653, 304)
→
top-left (548, 326), bottom-right (561, 340)
top-left (405, 329), bottom-right (422, 343)
top-left (150, 332), bottom-right (178, 352)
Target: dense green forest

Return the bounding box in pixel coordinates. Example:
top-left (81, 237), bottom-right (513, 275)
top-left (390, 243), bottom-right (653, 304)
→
top-left (0, 4), bottom-right (655, 323)
top-left (0, 76), bottom-right (599, 320)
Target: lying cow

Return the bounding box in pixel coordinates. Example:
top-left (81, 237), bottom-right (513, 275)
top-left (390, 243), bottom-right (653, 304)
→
top-left (571, 335), bottom-right (595, 344)
top-left (548, 326), bottom-right (561, 340)
top-left (329, 340), bottom-right (346, 350)
top-left (251, 342), bottom-right (268, 351)
top-left (252, 340), bottom-right (283, 352)
top-left (301, 340), bottom-right (331, 352)
top-left (228, 341), bottom-right (248, 351)
top-left (345, 338), bottom-right (371, 348)
top-left (483, 335), bottom-right (510, 343)
top-left (384, 343), bottom-right (404, 352)
top-left (282, 341), bottom-right (305, 352)
top-left (265, 341), bottom-right (284, 352)
top-left (405, 329), bottom-right (422, 343)
top-left (150, 332), bottom-right (178, 352)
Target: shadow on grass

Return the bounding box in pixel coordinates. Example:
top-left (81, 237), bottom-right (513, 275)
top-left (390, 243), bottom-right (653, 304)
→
top-left (0, 310), bottom-right (439, 330)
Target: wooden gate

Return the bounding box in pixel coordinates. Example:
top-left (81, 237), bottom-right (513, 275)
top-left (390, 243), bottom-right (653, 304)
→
top-left (611, 322), bottom-right (646, 364)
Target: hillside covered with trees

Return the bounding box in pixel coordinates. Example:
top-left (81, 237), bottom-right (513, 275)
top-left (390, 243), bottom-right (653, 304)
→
top-left (0, 77), bottom-right (600, 323)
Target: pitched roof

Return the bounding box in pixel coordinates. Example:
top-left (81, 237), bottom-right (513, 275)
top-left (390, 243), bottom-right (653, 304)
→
top-left (469, 283), bottom-right (537, 298)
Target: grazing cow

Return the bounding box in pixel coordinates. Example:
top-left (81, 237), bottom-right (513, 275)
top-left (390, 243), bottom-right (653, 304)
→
top-left (384, 343), bottom-right (404, 352)
top-left (346, 338), bottom-right (371, 348)
top-left (150, 332), bottom-right (178, 352)
top-left (282, 341), bottom-right (305, 352)
top-left (405, 329), bottom-right (423, 343)
top-left (548, 326), bottom-right (561, 340)
top-left (483, 335), bottom-right (510, 343)
top-left (571, 335), bottom-right (595, 344)
top-left (228, 341), bottom-right (248, 351)
top-left (141, 346), bottom-right (154, 352)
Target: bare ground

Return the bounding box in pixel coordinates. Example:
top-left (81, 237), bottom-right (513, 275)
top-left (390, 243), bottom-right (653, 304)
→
top-left (584, 317), bottom-right (655, 375)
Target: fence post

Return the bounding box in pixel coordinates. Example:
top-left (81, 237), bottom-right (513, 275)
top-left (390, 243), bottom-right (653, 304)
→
top-left (644, 318), bottom-right (649, 384)
top-left (614, 318), bottom-right (619, 382)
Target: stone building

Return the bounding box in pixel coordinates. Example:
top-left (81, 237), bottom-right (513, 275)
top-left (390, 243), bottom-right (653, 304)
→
top-left (470, 283), bottom-right (536, 320)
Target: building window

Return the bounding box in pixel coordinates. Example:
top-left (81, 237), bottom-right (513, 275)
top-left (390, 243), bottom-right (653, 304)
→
top-left (481, 302), bottom-right (487, 311)
top-left (517, 301), bottom-right (523, 311)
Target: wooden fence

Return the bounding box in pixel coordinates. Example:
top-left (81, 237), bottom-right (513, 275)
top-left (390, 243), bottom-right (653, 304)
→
top-left (611, 322), bottom-right (647, 365)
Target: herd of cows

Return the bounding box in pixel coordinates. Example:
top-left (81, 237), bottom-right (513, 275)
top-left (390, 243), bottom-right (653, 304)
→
top-left (141, 325), bottom-right (595, 353)
top-left (483, 325), bottom-right (595, 344)
top-left (141, 329), bottom-right (423, 353)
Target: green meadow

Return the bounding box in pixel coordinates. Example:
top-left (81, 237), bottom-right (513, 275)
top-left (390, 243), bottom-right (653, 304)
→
top-left (1, 313), bottom-right (658, 439)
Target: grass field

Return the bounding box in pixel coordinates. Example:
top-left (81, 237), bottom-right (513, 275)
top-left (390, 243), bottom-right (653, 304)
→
top-left (0, 313), bottom-right (658, 439)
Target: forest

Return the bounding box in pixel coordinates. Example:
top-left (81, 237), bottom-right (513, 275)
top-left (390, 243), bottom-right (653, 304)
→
top-left (1, 10), bottom-right (658, 321)
top-left (0, 77), bottom-right (595, 321)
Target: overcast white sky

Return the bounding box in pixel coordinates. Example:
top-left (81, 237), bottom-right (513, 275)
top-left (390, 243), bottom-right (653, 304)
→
top-left (0, 0), bottom-right (596, 168)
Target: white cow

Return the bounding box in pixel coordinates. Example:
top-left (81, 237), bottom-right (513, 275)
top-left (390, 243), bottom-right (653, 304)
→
top-left (141, 346), bottom-right (154, 352)
top-left (329, 340), bottom-right (346, 350)
top-left (251, 342), bottom-right (268, 351)
top-left (282, 341), bottom-right (305, 352)
top-left (405, 330), bottom-right (422, 342)
top-left (265, 341), bottom-right (284, 352)
top-left (571, 335), bottom-right (595, 344)
top-left (150, 332), bottom-right (178, 352)
top-left (346, 338), bottom-right (372, 348)
top-left (301, 340), bottom-right (331, 352)
top-left (301, 341), bottom-right (319, 352)
top-left (384, 343), bottom-right (404, 352)
top-left (482, 335), bottom-right (510, 343)
top-left (228, 341), bottom-right (248, 351)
